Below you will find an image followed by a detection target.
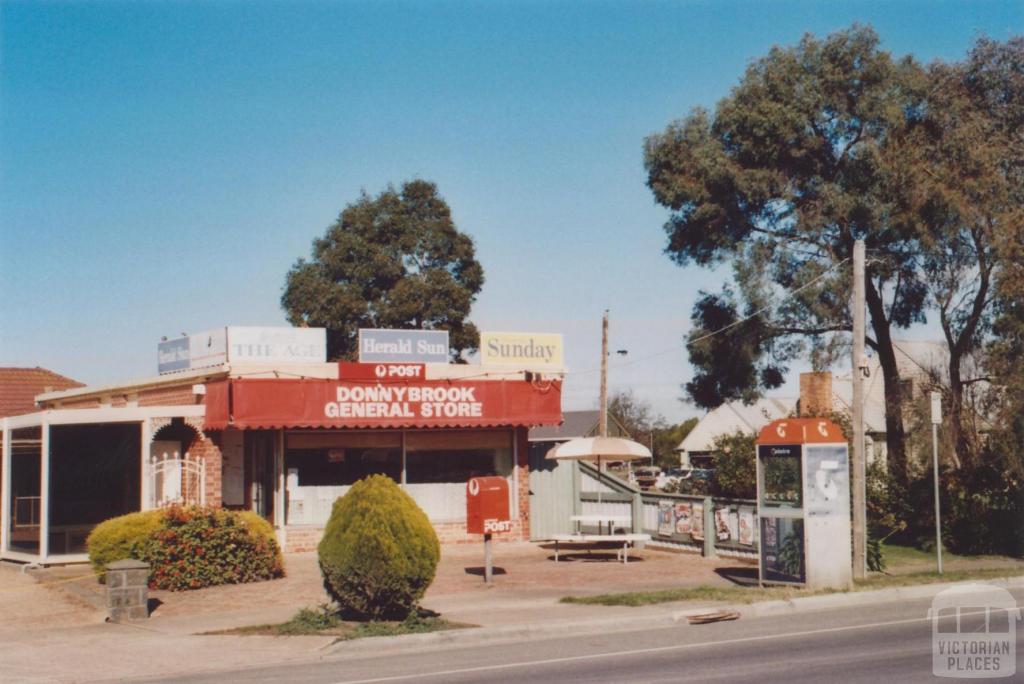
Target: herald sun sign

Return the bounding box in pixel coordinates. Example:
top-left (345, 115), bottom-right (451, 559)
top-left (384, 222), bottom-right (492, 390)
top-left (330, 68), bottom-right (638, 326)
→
top-left (466, 476), bottom-right (511, 535)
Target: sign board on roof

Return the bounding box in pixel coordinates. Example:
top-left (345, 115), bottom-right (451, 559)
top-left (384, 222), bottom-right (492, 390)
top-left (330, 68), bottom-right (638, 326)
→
top-left (189, 328), bottom-right (228, 368)
top-left (228, 326), bottom-right (326, 364)
top-left (480, 331), bottom-right (564, 369)
top-left (158, 327), bottom-right (326, 374)
top-left (358, 329), bottom-right (449, 364)
top-left (157, 337), bottom-right (191, 373)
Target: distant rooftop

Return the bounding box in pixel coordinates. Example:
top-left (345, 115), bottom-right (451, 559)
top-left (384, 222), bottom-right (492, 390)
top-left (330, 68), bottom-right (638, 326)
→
top-left (0, 367), bottom-right (84, 418)
top-left (529, 409), bottom-right (630, 442)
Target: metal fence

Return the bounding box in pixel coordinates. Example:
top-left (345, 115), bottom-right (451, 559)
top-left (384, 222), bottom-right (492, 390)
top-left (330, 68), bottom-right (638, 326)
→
top-left (578, 462), bottom-right (758, 559)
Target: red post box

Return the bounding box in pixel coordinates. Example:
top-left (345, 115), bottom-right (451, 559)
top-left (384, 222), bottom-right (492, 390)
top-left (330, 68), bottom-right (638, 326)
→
top-left (466, 476), bottom-right (511, 535)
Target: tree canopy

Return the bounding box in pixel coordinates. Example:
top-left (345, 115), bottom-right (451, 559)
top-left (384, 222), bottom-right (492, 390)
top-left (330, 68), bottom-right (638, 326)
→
top-left (281, 180), bottom-right (484, 361)
top-left (644, 25), bottom-right (1021, 485)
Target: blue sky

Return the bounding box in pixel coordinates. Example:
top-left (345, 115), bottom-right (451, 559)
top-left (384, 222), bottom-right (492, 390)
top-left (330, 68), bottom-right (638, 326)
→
top-left (1, 1), bottom-right (1020, 421)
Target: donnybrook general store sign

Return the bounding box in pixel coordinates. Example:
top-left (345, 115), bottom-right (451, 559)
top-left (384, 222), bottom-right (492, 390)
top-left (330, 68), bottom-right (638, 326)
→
top-left (204, 371), bottom-right (562, 431)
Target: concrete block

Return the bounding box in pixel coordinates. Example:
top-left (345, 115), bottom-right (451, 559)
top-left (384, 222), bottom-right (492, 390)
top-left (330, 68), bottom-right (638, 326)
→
top-left (106, 559), bottom-right (150, 621)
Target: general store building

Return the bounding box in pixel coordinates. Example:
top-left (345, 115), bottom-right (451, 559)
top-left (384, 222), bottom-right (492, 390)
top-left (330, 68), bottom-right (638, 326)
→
top-left (1, 327), bottom-right (563, 564)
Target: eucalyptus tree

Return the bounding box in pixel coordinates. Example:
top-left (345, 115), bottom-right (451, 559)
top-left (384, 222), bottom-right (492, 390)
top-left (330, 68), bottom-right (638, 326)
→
top-left (644, 26), bottom-right (929, 485)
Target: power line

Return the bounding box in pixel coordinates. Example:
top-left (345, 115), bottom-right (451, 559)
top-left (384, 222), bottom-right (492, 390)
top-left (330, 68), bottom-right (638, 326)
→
top-left (566, 257), bottom-right (851, 376)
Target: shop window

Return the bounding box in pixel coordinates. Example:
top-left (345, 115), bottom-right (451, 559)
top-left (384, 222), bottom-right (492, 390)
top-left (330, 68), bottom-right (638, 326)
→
top-left (405, 430), bottom-right (512, 484)
top-left (285, 431), bottom-right (401, 486)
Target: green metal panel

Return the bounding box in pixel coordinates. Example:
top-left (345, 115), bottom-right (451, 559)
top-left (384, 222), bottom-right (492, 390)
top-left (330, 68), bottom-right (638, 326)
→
top-left (528, 443), bottom-right (575, 539)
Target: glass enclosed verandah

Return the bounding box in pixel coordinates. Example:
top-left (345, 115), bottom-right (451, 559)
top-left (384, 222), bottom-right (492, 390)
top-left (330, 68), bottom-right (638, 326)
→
top-left (1, 405), bottom-right (205, 565)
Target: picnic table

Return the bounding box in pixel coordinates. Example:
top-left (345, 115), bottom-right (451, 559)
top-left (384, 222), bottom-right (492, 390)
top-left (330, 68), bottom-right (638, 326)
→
top-left (547, 532), bottom-right (652, 564)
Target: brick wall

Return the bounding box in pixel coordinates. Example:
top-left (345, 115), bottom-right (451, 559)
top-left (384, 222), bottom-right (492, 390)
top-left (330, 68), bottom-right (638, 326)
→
top-left (57, 397), bottom-right (102, 409)
top-left (515, 426), bottom-right (530, 538)
top-left (186, 431), bottom-right (223, 508)
top-left (140, 385), bottom-right (201, 407)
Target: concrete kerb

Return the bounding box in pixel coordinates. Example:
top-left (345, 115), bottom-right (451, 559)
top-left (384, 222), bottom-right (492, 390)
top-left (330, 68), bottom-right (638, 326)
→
top-left (320, 574), bottom-right (1024, 660)
top-left (699, 574), bottom-right (1024, 622)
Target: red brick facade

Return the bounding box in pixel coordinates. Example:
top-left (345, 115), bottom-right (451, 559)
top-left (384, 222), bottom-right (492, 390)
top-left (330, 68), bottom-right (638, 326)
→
top-left (139, 385), bottom-right (201, 407)
top-left (185, 431), bottom-right (223, 508)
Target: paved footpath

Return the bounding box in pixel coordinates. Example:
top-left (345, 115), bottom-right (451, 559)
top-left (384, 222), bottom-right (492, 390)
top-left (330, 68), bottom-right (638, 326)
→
top-left (6, 545), bottom-right (1019, 683)
top-left (0, 543), bottom-right (747, 682)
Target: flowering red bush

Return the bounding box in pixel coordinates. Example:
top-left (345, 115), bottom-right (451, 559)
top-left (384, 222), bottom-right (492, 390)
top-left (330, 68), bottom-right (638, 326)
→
top-left (134, 505), bottom-right (284, 591)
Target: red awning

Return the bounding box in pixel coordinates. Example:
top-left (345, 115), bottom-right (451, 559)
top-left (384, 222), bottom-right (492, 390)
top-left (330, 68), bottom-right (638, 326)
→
top-left (204, 377), bottom-right (562, 431)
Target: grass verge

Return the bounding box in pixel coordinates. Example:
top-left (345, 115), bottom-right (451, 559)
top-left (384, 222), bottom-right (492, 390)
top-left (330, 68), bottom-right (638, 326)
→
top-left (206, 607), bottom-right (473, 640)
top-left (560, 567), bottom-right (1024, 607)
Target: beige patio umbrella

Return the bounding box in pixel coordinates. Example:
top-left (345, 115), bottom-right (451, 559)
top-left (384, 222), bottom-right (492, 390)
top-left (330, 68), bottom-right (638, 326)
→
top-left (546, 436), bottom-right (652, 503)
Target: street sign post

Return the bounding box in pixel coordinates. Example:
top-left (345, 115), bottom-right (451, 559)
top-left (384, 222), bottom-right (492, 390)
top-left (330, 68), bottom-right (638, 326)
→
top-left (931, 391), bottom-right (943, 574)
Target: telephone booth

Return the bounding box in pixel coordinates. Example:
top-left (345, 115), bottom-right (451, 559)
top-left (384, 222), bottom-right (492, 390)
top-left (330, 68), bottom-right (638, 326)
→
top-left (756, 418), bottom-right (851, 589)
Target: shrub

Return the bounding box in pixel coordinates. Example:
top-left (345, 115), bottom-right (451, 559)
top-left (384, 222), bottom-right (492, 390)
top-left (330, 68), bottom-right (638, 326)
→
top-left (710, 431), bottom-right (756, 499)
top-left (86, 509), bottom-right (163, 579)
top-left (318, 474), bottom-right (440, 620)
top-left (135, 505), bottom-right (284, 590)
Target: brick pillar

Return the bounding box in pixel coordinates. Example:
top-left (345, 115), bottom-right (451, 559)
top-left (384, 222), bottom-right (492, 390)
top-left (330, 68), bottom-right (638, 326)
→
top-left (186, 432), bottom-right (223, 508)
top-left (516, 427), bottom-right (530, 541)
top-left (106, 559), bottom-right (150, 621)
top-left (800, 372), bottom-right (833, 416)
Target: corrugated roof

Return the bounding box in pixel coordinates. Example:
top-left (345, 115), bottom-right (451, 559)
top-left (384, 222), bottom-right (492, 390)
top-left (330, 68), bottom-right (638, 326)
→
top-left (0, 367), bottom-right (84, 418)
top-left (527, 410), bottom-right (632, 442)
top-left (678, 397), bottom-right (797, 453)
top-left (529, 410), bottom-right (600, 441)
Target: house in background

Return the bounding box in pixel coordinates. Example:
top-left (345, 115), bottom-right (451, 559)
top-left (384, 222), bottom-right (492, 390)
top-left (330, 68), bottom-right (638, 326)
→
top-left (1, 367), bottom-right (84, 559)
top-left (0, 367), bottom-right (84, 419)
top-left (675, 397), bottom-right (796, 469)
top-left (675, 339), bottom-right (949, 470)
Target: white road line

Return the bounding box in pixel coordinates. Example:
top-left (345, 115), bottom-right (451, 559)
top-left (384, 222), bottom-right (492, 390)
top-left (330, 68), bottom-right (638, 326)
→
top-left (330, 611), bottom-right (961, 684)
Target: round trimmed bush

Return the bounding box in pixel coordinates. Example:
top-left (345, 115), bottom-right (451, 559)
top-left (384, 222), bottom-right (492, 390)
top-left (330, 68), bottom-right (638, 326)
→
top-left (86, 509), bottom-right (163, 579)
top-left (318, 475), bottom-right (440, 620)
top-left (136, 505), bottom-right (284, 590)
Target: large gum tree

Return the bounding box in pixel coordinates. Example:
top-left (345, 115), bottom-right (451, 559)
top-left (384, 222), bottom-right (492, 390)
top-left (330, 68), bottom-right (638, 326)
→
top-left (644, 26), bottom-right (929, 486)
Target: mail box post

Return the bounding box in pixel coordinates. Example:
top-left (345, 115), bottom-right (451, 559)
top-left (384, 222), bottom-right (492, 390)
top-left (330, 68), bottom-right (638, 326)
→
top-left (466, 476), bottom-right (511, 583)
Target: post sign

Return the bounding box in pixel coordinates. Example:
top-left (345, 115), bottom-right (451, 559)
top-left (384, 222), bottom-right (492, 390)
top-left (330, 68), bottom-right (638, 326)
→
top-left (339, 362), bottom-right (426, 381)
top-left (479, 331), bottom-right (564, 369)
top-left (466, 476), bottom-right (511, 535)
top-left (358, 329), bottom-right (449, 364)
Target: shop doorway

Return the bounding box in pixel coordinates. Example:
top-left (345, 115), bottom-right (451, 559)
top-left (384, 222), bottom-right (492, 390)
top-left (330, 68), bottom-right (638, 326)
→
top-left (245, 431), bottom-right (276, 522)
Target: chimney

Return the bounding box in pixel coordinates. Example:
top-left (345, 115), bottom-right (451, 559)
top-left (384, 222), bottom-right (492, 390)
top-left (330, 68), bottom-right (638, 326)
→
top-left (800, 372), bottom-right (833, 416)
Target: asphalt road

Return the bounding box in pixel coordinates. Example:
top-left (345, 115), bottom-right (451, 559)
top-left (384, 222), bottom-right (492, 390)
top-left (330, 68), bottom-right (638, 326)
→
top-left (140, 588), bottom-right (1023, 684)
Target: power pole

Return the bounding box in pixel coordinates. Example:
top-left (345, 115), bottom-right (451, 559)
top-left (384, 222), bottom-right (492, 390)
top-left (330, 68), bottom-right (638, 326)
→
top-left (599, 310), bottom-right (609, 439)
top-left (852, 240), bottom-right (867, 580)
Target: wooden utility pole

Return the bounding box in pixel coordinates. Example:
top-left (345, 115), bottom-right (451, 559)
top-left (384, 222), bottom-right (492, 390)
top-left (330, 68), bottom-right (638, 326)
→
top-left (599, 310), bottom-right (609, 438)
top-left (852, 240), bottom-right (867, 580)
